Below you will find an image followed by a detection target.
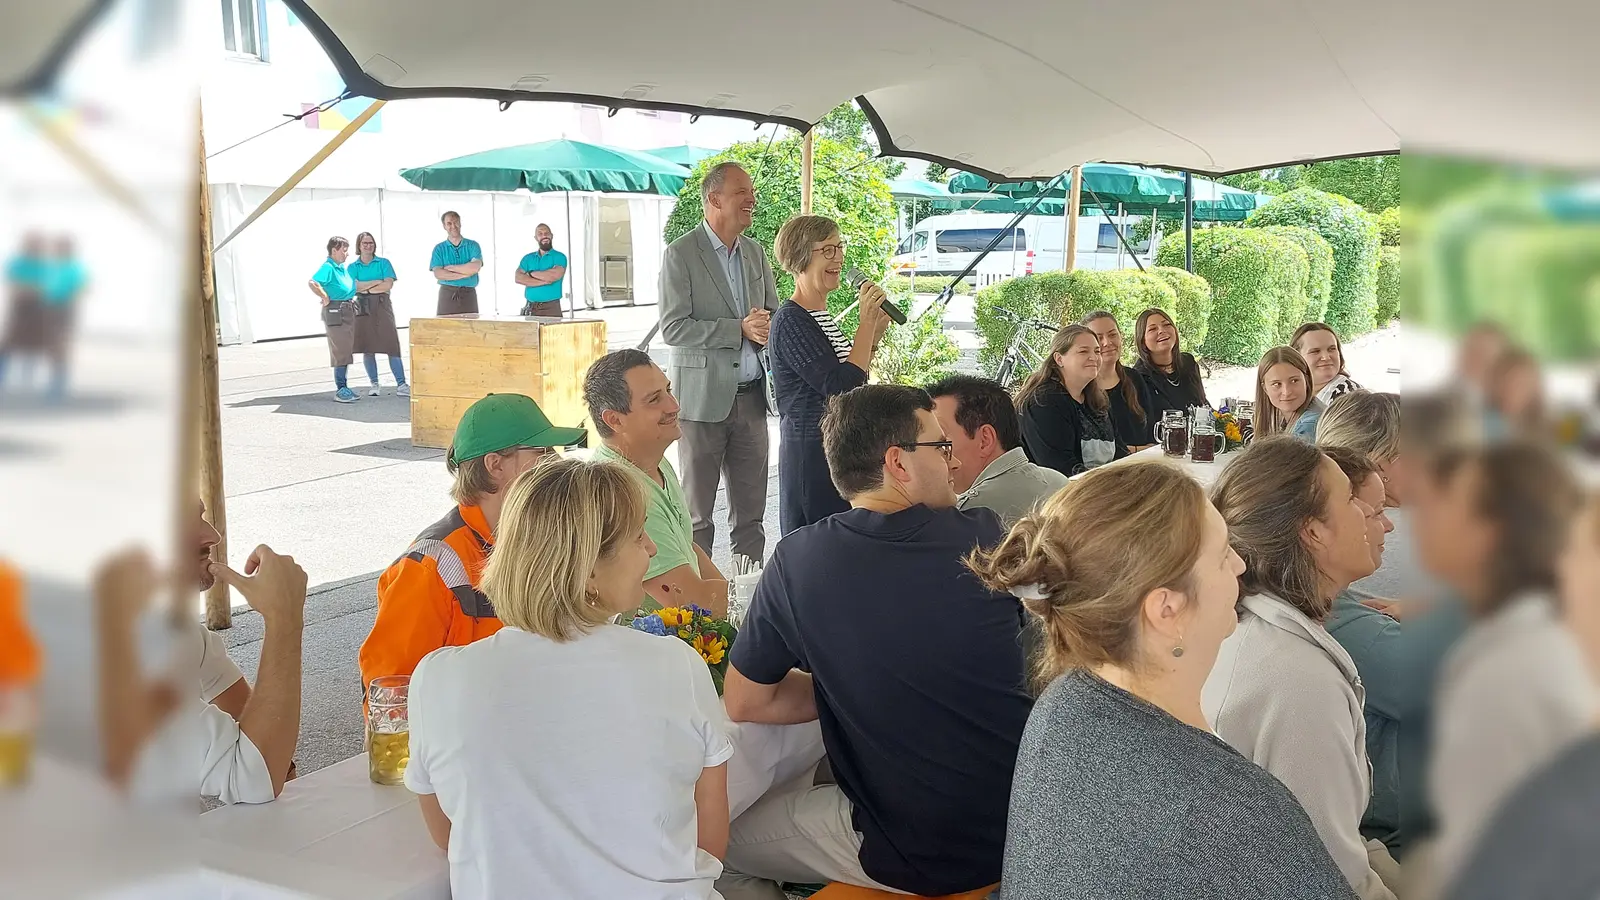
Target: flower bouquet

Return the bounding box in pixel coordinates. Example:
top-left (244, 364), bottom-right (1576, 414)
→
top-left (629, 604), bottom-right (737, 695)
top-left (1212, 406), bottom-right (1246, 452)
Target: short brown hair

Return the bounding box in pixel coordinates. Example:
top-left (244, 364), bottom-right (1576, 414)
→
top-left (774, 215), bottom-right (840, 275)
top-left (822, 385), bottom-right (932, 499)
top-left (967, 461), bottom-right (1209, 688)
top-left (1291, 322), bottom-right (1348, 377)
top-left (1211, 436), bottom-right (1336, 620)
top-left (1320, 444), bottom-right (1381, 490)
top-left (480, 458), bottom-right (646, 641)
top-left (1317, 391), bottom-right (1400, 463)
top-left (1456, 442), bottom-right (1581, 613)
top-left (326, 235), bottom-right (348, 255)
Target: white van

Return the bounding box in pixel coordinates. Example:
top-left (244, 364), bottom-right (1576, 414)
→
top-left (890, 212), bottom-right (1158, 282)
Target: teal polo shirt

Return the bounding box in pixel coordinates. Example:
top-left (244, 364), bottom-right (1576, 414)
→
top-left (347, 256), bottom-right (397, 289)
top-left (312, 257), bottom-right (357, 301)
top-left (5, 255), bottom-right (48, 293)
top-left (429, 238), bottom-right (482, 287)
top-left (517, 249), bottom-right (567, 302)
top-left (42, 259), bottom-right (87, 306)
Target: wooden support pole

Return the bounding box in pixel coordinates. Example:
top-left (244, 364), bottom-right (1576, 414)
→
top-left (213, 100), bottom-right (385, 253)
top-left (800, 130), bottom-right (814, 215)
top-left (197, 116), bottom-right (230, 629)
top-left (1064, 165), bottom-right (1083, 273)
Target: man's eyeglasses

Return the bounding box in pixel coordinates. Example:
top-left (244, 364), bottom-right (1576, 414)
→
top-left (897, 440), bottom-right (954, 462)
top-left (811, 242), bottom-right (847, 261)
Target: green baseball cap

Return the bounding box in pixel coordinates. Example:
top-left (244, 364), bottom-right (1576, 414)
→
top-left (448, 393), bottom-right (586, 465)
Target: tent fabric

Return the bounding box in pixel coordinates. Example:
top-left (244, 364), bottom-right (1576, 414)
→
top-left (0, 0), bottom-right (107, 94)
top-left (399, 140), bottom-right (689, 196)
top-left (278, 0), bottom-right (1600, 179)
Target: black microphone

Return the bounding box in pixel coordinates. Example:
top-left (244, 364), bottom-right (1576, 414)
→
top-left (845, 267), bottom-right (907, 324)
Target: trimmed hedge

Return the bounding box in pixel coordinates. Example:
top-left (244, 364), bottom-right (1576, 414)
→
top-left (1375, 247), bottom-right (1401, 322)
top-left (884, 275), bottom-right (971, 295)
top-left (1246, 188), bottom-right (1381, 339)
top-left (1255, 225), bottom-right (1334, 325)
top-left (1157, 229), bottom-right (1299, 366)
top-left (973, 270), bottom-right (1184, 374)
top-left (1150, 267), bottom-right (1214, 350)
top-left (1377, 207), bottom-right (1401, 247)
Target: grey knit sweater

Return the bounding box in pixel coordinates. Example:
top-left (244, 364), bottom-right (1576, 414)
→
top-left (1000, 670), bottom-right (1358, 900)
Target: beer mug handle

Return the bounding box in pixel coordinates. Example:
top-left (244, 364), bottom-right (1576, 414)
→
top-left (1154, 421), bottom-right (1168, 444)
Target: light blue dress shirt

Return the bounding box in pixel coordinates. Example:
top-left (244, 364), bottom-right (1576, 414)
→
top-left (702, 221), bottom-right (763, 384)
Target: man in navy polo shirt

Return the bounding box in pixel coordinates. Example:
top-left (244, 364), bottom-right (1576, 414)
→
top-left (429, 210), bottom-right (483, 315)
top-left (720, 384), bottom-right (1032, 899)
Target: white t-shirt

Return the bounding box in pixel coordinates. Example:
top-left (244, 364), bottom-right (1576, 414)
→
top-left (406, 624), bottom-right (735, 900)
top-left (197, 625), bottom-right (245, 704)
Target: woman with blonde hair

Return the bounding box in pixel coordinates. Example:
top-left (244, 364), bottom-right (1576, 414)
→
top-left (1016, 324), bottom-right (1128, 476)
top-left (1205, 436), bottom-right (1398, 900)
top-left (1293, 322), bottom-right (1363, 405)
top-left (766, 214), bottom-right (892, 534)
top-left (969, 461), bottom-right (1355, 900)
top-left (404, 458), bottom-right (734, 900)
top-left (1255, 346), bottom-right (1325, 440)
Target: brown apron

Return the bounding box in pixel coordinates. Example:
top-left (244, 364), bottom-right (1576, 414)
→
top-left (520, 300), bottom-right (563, 318)
top-left (436, 285), bottom-right (478, 316)
top-left (0, 290), bottom-right (49, 352)
top-left (353, 292), bottom-right (403, 356)
top-left (324, 301), bottom-right (356, 367)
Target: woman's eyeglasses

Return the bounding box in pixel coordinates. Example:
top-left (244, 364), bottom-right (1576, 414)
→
top-left (811, 242), bottom-right (847, 261)
top-left (897, 440), bottom-right (954, 462)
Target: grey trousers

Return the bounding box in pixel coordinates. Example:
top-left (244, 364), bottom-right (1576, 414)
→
top-left (678, 383), bottom-right (769, 561)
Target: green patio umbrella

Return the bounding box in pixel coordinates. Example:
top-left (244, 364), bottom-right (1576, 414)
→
top-left (950, 165), bottom-right (1266, 221)
top-left (399, 139), bottom-right (690, 196)
top-left (888, 178), bottom-right (956, 200)
top-left (642, 145), bottom-right (724, 168)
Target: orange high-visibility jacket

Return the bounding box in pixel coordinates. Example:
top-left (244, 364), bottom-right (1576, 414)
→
top-left (358, 505), bottom-right (503, 694)
top-left (0, 561), bottom-right (41, 684)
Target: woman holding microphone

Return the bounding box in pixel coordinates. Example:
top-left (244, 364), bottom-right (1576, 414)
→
top-left (766, 215), bottom-right (892, 535)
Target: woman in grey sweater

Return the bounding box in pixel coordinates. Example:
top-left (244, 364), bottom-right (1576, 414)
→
top-left (968, 460), bottom-right (1357, 900)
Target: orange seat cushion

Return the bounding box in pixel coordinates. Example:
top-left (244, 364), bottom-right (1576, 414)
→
top-left (809, 884), bottom-right (998, 900)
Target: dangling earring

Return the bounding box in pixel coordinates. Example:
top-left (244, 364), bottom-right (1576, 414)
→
top-left (585, 589), bottom-right (600, 608)
top-left (1171, 636), bottom-right (1186, 658)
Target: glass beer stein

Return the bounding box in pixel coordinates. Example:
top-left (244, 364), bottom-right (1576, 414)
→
top-left (367, 675), bottom-right (410, 786)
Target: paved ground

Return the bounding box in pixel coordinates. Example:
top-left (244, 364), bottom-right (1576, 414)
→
top-left (212, 299), bottom-right (1400, 774)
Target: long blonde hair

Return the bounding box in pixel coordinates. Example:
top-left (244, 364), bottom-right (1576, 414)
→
top-left (1254, 346), bottom-right (1317, 437)
top-left (967, 461), bottom-right (1208, 689)
top-left (1015, 325), bottom-right (1109, 414)
top-left (480, 458), bottom-right (646, 641)
top-left (1316, 391), bottom-right (1399, 463)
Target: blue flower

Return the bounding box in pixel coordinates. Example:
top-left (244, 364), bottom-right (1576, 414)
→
top-left (630, 614), bottom-right (668, 636)
top-left (687, 603), bottom-right (710, 619)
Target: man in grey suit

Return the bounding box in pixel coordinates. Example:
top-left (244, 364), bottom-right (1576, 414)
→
top-left (659, 162), bottom-right (778, 562)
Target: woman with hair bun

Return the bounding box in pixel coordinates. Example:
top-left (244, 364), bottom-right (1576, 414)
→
top-left (968, 461), bottom-right (1356, 900)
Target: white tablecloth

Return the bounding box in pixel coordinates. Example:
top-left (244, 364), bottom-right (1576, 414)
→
top-left (1077, 443), bottom-right (1239, 488)
top-left (200, 754), bottom-right (448, 900)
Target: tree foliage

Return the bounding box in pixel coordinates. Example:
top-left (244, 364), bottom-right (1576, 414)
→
top-left (1156, 229), bottom-right (1302, 365)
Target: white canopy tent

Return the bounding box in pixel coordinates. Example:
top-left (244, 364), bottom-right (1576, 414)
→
top-left (277, 0), bottom-right (1600, 178)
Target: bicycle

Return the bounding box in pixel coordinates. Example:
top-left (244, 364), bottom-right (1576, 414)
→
top-left (992, 307), bottom-right (1061, 387)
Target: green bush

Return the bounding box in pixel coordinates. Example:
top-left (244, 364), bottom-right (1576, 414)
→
top-left (872, 298), bottom-right (961, 385)
top-left (1456, 224), bottom-right (1600, 361)
top-left (883, 275), bottom-right (971, 295)
top-left (1246, 188), bottom-right (1381, 339)
top-left (1377, 207), bottom-right (1401, 247)
top-left (1150, 266), bottom-right (1214, 349)
top-left (1375, 247), bottom-right (1401, 322)
top-left (972, 270), bottom-right (1179, 375)
top-left (664, 134), bottom-right (896, 337)
top-left (1254, 225), bottom-right (1334, 324)
top-left (1157, 229), bottom-right (1297, 366)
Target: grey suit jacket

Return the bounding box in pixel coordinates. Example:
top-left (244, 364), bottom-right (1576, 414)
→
top-left (658, 225), bottom-right (781, 423)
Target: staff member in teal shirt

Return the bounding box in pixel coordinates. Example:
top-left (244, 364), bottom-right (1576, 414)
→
top-left (0, 233), bottom-right (59, 395)
top-left (428, 210), bottom-right (483, 316)
top-left (308, 235), bottom-right (361, 403)
top-left (347, 232), bottom-right (409, 397)
top-left (514, 223), bottom-right (568, 318)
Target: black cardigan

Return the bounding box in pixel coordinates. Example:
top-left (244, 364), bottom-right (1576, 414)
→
top-left (1134, 353), bottom-right (1210, 422)
top-left (768, 301), bottom-right (866, 435)
top-left (1019, 378), bottom-right (1129, 477)
top-left (1104, 368), bottom-right (1157, 447)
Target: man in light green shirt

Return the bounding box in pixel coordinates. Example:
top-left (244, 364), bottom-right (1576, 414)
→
top-left (584, 349), bottom-right (729, 617)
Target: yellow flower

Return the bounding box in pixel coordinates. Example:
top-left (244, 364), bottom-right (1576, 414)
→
top-left (678, 628), bottom-right (691, 640)
top-left (693, 634), bottom-right (727, 665)
top-left (658, 607), bottom-right (689, 627)
top-left (1225, 423), bottom-right (1242, 442)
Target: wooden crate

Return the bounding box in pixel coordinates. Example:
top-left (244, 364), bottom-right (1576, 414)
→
top-left (409, 315), bottom-right (608, 449)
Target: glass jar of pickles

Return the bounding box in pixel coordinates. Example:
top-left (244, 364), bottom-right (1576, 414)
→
top-left (367, 675), bottom-right (410, 786)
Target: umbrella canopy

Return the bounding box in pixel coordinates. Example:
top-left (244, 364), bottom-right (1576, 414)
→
top-left (398, 139), bottom-right (690, 196)
top-left (950, 166), bottom-right (1268, 221)
top-left (888, 178), bottom-right (956, 200)
top-left (277, 0), bottom-right (1600, 179)
top-left (642, 145), bottom-right (723, 167)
